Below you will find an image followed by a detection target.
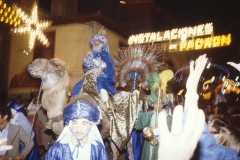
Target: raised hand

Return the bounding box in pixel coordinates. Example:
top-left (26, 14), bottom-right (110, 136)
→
top-left (185, 54), bottom-right (208, 111)
top-left (158, 105), bottom-right (205, 160)
top-left (186, 54), bottom-right (208, 93)
top-left (158, 54), bottom-right (207, 160)
top-left (0, 138), bottom-right (12, 152)
top-left (227, 62), bottom-right (240, 72)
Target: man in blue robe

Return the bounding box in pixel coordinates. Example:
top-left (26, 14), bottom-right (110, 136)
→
top-left (45, 99), bottom-right (108, 160)
top-left (72, 33), bottom-right (117, 98)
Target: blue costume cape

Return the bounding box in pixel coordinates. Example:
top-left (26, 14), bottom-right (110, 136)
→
top-left (72, 50), bottom-right (117, 97)
top-left (45, 141), bottom-right (108, 160)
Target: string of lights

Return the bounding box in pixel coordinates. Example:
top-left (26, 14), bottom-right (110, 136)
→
top-left (174, 61), bottom-right (231, 83)
top-left (0, 0), bottom-right (21, 26)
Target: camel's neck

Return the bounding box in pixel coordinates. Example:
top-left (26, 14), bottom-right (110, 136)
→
top-left (41, 73), bottom-right (70, 118)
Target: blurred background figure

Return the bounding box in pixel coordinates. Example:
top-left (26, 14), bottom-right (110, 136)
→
top-left (216, 125), bottom-right (240, 156)
top-left (27, 97), bottom-right (44, 146)
top-left (8, 101), bottom-right (40, 160)
top-left (205, 104), bottom-right (214, 122)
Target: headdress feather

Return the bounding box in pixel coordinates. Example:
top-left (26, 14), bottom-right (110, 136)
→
top-left (115, 44), bottom-right (168, 88)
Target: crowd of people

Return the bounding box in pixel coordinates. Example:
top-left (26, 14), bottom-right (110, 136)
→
top-left (0, 95), bottom-right (51, 159)
top-left (0, 32), bottom-right (240, 160)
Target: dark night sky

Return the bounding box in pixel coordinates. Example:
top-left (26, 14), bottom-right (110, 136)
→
top-left (78, 0), bottom-right (240, 100)
top-left (78, 0), bottom-right (240, 63)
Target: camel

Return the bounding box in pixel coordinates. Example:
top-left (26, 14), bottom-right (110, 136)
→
top-left (28, 58), bottom-right (139, 160)
top-left (28, 58), bottom-right (69, 135)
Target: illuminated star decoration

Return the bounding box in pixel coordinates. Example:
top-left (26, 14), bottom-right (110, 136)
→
top-left (12, 3), bottom-right (52, 51)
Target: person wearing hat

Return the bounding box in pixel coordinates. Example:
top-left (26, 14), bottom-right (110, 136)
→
top-left (45, 99), bottom-right (108, 160)
top-left (72, 32), bottom-right (117, 100)
top-left (135, 94), bottom-right (172, 160)
top-left (8, 101), bottom-right (34, 139)
top-left (8, 101), bottom-right (40, 160)
top-left (0, 105), bottom-right (34, 159)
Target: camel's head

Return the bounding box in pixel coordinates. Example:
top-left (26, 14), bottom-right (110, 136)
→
top-left (28, 58), bottom-right (68, 89)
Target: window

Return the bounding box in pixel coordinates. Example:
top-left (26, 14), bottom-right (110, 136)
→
top-left (33, 31), bottom-right (55, 60)
top-left (39, 0), bottom-right (51, 12)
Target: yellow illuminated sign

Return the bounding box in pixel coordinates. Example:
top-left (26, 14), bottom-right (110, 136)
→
top-left (128, 23), bottom-right (213, 44)
top-left (169, 34), bottom-right (231, 52)
top-left (128, 22), bottom-right (231, 52)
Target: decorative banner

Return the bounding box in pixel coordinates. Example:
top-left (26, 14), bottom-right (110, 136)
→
top-left (222, 76), bottom-right (240, 94)
top-left (203, 76), bottom-right (215, 91)
top-left (0, 0), bottom-right (20, 26)
top-left (12, 3), bottom-right (52, 51)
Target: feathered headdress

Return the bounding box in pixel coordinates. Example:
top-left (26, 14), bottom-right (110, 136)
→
top-left (115, 44), bottom-right (168, 89)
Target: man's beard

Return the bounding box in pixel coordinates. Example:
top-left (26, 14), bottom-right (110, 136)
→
top-left (92, 43), bottom-right (103, 53)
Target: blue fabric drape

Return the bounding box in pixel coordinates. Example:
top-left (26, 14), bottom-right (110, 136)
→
top-left (45, 141), bottom-right (108, 160)
top-left (72, 50), bottom-right (117, 97)
top-left (20, 136), bottom-right (40, 160)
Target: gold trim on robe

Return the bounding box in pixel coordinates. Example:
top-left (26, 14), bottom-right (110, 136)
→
top-left (80, 73), bottom-right (138, 150)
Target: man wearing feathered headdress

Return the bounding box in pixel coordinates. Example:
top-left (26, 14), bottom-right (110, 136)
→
top-left (45, 94), bottom-right (108, 160)
top-left (72, 31), bottom-right (117, 99)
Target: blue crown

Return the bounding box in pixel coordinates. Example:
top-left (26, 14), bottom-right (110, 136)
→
top-left (63, 101), bottom-right (101, 125)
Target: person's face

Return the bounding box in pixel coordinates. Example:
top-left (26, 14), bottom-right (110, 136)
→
top-left (94, 40), bottom-right (102, 47)
top-left (92, 40), bottom-right (103, 52)
top-left (0, 115), bottom-right (8, 131)
top-left (153, 102), bottom-right (163, 112)
top-left (164, 108), bottom-right (169, 113)
top-left (71, 118), bottom-right (92, 140)
top-left (207, 119), bottom-right (216, 134)
top-left (207, 105), bottom-right (212, 112)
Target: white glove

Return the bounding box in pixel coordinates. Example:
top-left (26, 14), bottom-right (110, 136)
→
top-left (92, 58), bottom-right (100, 67)
top-left (100, 89), bottom-right (109, 102)
top-left (100, 62), bottom-right (107, 69)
